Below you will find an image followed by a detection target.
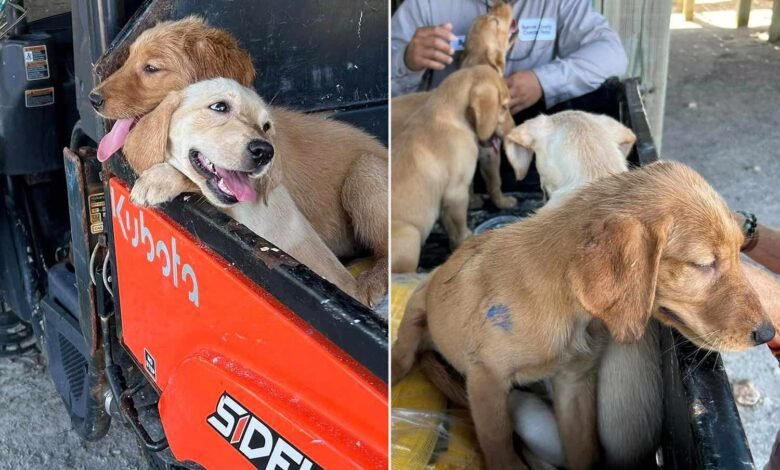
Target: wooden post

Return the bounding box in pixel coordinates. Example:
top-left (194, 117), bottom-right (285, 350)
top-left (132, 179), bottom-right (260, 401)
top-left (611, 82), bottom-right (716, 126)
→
top-left (737, 0), bottom-right (752, 28)
top-left (683, 0), bottom-right (695, 21)
top-left (597, 0), bottom-right (673, 150)
top-left (770, 0), bottom-right (780, 42)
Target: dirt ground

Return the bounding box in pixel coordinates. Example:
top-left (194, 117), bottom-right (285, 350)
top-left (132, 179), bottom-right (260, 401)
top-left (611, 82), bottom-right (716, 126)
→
top-left (663, 9), bottom-right (780, 467)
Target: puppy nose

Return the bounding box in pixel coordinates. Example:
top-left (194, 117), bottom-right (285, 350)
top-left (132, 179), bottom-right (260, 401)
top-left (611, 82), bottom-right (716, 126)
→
top-left (752, 323), bottom-right (776, 345)
top-left (89, 91), bottom-right (104, 110)
top-left (247, 139), bottom-right (274, 165)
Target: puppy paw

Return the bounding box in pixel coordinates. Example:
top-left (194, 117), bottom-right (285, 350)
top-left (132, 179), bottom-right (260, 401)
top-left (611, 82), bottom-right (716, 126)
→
top-left (356, 263), bottom-right (388, 308)
top-left (449, 229), bottom-right (473, 250)
top-left (493, 194), bottom-right (518, 209)
top-left (130, 176), bottom-right (177, 207)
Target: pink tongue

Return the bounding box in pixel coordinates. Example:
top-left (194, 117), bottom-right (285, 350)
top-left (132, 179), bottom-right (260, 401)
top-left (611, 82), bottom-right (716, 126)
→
top-left (492, 135), bottom-right (502, 153)
top-left (97, 119), bottom-right (135, 162)
top-left (215, 167), bottom-right (257, 202)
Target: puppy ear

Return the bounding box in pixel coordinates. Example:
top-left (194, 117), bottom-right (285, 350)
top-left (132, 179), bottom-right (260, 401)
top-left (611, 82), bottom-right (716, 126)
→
top-left (468, 81), bottom-right (500, 142)
top-left (191, 29), bottom-right (256, 87)
top-left (503, 125), bottom-right (534, 180)
top-left (123, 91), bottom-right (182, 173)
top-left (597, 115), bottom-right (636, 158)
top-left (503, 115), bottom-right (545, 180)
top-left (567, 215), bottom-right (671, 343)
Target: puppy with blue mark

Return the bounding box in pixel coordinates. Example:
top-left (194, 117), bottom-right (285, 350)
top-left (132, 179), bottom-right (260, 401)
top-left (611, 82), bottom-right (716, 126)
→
top-left (486, 304), bottom-right (512, 332)
top-left (392, 162), bottom-right (774, 470)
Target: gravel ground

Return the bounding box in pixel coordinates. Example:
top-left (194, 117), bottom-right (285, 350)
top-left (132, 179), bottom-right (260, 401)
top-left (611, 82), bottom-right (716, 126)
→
top-left (0, 354), bottom-right (146, 470)
top-left (662, 12), bottom-right (780, 467)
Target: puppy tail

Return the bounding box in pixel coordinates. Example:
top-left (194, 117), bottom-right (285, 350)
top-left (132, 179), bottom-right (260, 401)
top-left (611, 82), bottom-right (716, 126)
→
top-left (391, 276), bottom-right (431, 385)
top-left (418, 351), bottom-right (469, 407)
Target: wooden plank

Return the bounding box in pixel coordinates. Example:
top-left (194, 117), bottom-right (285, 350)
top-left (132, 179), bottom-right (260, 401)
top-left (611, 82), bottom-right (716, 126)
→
top-left (683, 0), bottom-right (695, 21)
top-left (770, 0), bottom-right (780, 42)
top-left (737, 0), bottom-right (752, 28)
top-left (600, 0), bottom-right (673, 149)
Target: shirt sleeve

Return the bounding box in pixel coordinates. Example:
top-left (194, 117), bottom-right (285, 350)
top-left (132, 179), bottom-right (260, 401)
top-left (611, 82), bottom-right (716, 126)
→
top-left (532, 0), bottom-right (628, 108)
top-left (391, 0), bottom-right (431, 96)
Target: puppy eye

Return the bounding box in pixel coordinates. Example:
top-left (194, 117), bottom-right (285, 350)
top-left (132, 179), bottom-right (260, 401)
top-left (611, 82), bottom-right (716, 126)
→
top-left (262, 122), bottom-right (271, 132)
top-left (143, 64), bottom-right (160, 73)
top-left (209, 101), bottom-right (229, 113)
top-left (692, 260), bottom-right (717, 271)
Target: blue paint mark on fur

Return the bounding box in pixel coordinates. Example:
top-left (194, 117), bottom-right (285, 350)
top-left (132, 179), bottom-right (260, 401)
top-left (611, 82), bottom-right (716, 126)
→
top-left (487, 304), bottom-right (512, 332)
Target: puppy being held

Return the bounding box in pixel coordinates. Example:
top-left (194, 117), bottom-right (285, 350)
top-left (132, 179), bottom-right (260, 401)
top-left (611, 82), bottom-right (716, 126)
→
top-left (124, 78), bottom-right (361, 303)
top-left (91, 16), bottom-right (388, 306)
top-left (392, 3), bottom-right (518, 209)
top-left (392, 161), bottom-right (774, 470)
top-left (391, 65), bottom-right (513, 273)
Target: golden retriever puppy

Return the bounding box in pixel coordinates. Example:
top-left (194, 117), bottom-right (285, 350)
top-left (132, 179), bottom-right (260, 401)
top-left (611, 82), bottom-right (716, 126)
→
top-left (392, 161), bottom-right (774, 470)
top-left (124, 78), bottom-right (361, 303)
top-left (391, 3), bottom-right (518, 209)
top-left (413, 111), bottom-right (651, 468)
top-left (506, 111), bottom-right (662, 468)
top-left (504, 110), bottom-right (636, 204)
top-left (391, 65), bottom-right (513, 273)
top-left (91, 16), bottom-right (388, 306)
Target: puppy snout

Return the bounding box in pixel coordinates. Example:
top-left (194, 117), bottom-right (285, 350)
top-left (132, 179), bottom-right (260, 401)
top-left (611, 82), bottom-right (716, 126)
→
top-left (752, 323), bottom-right (776, 345)
top-left (247, 139), bottom-right (274, 166)
top-left (88, 91), bottom-right (104, 110)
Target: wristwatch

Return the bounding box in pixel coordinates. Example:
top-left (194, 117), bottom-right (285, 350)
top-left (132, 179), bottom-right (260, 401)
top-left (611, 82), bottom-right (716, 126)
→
top-left (737, 211), bottom-right (759, 253)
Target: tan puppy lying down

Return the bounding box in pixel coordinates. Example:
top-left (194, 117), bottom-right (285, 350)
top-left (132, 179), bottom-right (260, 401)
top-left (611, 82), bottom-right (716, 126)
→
top-left (393, 162), bottom-right (774, 470)
top-left (92, 16), bottom-right (388, 306)
top-left (125, 79), bottom-right (361, 303)
top-left (391, 65), bottom-right (513, 273)
top-left (392, 3), bottom-right (518, 209)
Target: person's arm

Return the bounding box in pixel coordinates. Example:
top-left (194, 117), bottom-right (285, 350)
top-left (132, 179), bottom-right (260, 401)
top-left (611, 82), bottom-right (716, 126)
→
top-left (391, 0), bottom-right (454, 96)
top-left (736, 211), bottom-right (780, 274)
top-left (531, 0), bottom-right (628, 109)
top-left (736, 211), bottom-right (780, 357)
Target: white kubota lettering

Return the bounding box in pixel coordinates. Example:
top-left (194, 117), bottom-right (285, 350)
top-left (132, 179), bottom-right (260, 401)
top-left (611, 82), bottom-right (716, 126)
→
top-left (111, 190), bottom-right (199, 308)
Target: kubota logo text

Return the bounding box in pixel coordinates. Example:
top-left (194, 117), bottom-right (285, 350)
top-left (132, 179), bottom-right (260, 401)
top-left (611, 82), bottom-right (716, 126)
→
top-left (111, 190), bottom-right (199, 307)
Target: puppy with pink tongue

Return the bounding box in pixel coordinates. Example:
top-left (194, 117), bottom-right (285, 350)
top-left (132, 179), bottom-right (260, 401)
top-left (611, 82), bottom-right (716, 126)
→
top-left (121, 79), bottom-right (362, 303)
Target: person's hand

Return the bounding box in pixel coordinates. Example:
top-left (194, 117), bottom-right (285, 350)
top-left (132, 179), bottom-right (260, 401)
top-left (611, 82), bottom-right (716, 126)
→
top-left (505, 71), bottom-right (543, 114)
top-left (404, 24), bottom-right (455, 72)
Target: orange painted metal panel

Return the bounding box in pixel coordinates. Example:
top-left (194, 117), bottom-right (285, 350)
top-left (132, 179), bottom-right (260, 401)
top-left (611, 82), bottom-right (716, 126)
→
top-left (109, 179), bottom-right (387, 469)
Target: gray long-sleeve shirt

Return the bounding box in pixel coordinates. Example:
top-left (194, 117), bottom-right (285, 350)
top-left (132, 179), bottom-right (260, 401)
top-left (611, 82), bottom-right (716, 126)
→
top-left (391, 0), bottom-right (628, 108)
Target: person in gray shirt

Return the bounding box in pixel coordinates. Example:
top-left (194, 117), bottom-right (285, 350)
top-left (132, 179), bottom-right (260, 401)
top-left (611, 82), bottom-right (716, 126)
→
top-left (392, 0), bottom-right (628, 114)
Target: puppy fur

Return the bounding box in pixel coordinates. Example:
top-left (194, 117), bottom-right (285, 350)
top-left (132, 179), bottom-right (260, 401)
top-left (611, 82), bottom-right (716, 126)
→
top-left (94, 16), bottom-right (388, 306)
top-left (126, 78), bottom-right (361, 302)
top-left (392, 162), bottom-right (772, 470)
top-left (506, 111), bottom-right (663, 469)
top-left (391, 3), bottom-right (517, 209)
top-left (391, 65), bottom-right (513, 273)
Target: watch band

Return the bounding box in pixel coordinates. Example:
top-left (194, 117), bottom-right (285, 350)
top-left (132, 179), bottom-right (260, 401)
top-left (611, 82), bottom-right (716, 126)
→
top-left (737, 211), bottom-right (759, 253)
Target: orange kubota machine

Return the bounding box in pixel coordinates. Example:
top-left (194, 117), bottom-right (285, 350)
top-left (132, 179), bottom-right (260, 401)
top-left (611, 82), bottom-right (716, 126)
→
top-left (0, 0), bottom-right (387, 468)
